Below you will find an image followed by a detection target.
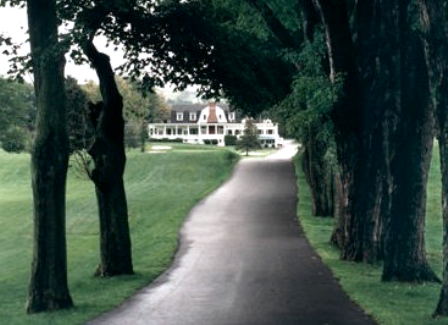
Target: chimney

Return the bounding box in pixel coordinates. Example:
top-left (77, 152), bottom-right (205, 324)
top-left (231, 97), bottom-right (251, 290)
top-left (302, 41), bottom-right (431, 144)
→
top-left (207, 102), bottom-right (218, 123)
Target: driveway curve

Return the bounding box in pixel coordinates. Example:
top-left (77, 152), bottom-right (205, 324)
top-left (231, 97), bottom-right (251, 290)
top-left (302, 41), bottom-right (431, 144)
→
top-left (87, 141), bottom-right (377, 325)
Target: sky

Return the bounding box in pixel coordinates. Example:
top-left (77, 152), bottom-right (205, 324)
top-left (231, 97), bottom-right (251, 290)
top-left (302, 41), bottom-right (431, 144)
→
top-left (0, 6), bottom-right (201, 101)
top-left (0, 6), bottom-right (130, 83)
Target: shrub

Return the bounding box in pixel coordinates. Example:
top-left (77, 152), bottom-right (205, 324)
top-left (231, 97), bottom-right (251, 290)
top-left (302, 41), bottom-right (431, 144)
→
top-left (224, 135), bottom-right (237, 146)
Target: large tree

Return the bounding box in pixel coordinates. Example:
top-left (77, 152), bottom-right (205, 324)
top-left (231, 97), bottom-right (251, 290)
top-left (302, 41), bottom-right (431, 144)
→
top-left (310, 0), bottom-right (437, 281)
top-left (26, 0), bottom-right (73, 312)
top-left (419, 0), bottom-right (448, 315)
top-left (82, 37), bottom-right (134, 276)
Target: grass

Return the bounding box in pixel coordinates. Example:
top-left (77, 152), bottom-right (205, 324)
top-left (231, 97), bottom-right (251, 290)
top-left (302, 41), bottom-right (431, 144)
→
top-left (225, 145), bottom-right (279, 157)
top-left (294, 145), bottom-right (446, 325)
top-left (0, 143), bottom-right (239, 325)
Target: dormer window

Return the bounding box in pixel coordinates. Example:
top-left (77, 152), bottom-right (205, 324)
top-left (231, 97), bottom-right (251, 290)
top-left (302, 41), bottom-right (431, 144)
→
top-left (229, 112), bottom-right (236, 121)
top-left (189, 112), bottom-right (197, 121)
top-left (176, 112), bottom-right (184, 121)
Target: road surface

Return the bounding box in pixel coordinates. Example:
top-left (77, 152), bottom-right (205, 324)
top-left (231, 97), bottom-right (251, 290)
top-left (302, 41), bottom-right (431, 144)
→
top-left (87, 141), bottom-right (376, 325)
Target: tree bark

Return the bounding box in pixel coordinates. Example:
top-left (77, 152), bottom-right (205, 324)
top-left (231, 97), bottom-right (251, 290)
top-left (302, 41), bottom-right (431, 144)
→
top-left (419, 0), bottom-right (448, 313)
top-left (314, 1), bottom-right (437, 274)
top-left (352, 0), bottom-right (390, 264)
top-left (26, 0), bottom-right (73, 312)
top-left (83, 40), bottom-right (133, 276)
top-left (312, 0), bottom-right (366, 260)
top-left (301, 123), bottom-right (333, 217)
top-left (376, 0), bottom-right (438, 283)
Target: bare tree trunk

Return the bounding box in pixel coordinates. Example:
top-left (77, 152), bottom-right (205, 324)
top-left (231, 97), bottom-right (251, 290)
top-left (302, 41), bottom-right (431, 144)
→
top-left (301, 123), bottom-right (333, 217)
top-left (353, 0), bottom-right (390, 264)
top-left (419, 0), bottom-right (448, 313)
top-left (312, 0), bottom-right (366, 260)
top-left (26, 0), bottom-right (73, 312)
top-left (378, 0), bottom-right (437, 283)
top-left (84, 40), bottom-right (133, 276)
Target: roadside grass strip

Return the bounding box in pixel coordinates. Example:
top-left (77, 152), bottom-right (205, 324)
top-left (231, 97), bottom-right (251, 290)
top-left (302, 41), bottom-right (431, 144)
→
top-left (0, 145), bottom-right (238, 325)
top-left (294, 150), bottom-right (445, 325)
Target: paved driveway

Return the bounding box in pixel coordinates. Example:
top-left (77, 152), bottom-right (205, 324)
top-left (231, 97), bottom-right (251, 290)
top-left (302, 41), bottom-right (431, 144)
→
top-left (87, 142), bottom-right (376, 325)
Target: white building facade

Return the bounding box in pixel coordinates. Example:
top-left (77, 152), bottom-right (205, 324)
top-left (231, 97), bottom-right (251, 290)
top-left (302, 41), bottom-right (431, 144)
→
top-left (148, 103), bottom-right (283, 148)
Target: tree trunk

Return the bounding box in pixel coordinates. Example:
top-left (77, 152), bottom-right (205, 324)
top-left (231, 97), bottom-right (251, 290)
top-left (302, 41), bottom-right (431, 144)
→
top-left (315, 0), bottom-right (437, 273)
top-left (312, 0), bottom-right (366, 260)
top-left (351, 0), bottom-right (390, 264)
top-left (379, 0), bottom-right (438, 283)
top-left (419, 0), bottom-right (448, 313)
top-left (84, 40), bottom-right (133, 276)
top-left (26, 0), bottom-right (73, 312)
top-left (301, 123), bottom-right (333, 217)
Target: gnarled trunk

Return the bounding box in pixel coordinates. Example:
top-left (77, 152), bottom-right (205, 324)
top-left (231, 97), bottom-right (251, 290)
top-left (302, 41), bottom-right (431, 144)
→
top-left (26, 0), bottom-right (73, 312)
top-left (84, 40), bottom-right (133, 276)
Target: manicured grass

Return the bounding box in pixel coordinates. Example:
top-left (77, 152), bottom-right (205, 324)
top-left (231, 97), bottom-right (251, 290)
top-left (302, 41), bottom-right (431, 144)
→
top-left (0, 144), bottom-right (239, 325)
top-left (294, 146), bottom-right (446, 325)
top-left (225, 145), bottom-right (279, 157)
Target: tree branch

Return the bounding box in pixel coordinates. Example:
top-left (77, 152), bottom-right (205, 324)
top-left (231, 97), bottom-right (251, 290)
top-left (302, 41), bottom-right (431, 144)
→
top-left (244, 0), bottom-right (300, 49)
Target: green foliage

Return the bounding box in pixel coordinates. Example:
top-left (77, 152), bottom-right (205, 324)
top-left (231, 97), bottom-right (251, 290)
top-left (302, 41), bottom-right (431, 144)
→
top-left (273, 31), bottom-right (340, 171)
top-left (275, 31), bottom-right (340, 138)
top-left (81, 77), bottom-right (169, 149)
top-left (0, 145), bottom-right (238, 324)
top-left (0, 77), bottom-right (35, 152)
top-left (224, 135), bottom-right (237, 146)
top-left (1, 126), bottom-right (29, 152)
top-left (236, 118), bottom-right (261, 155)
top-left (66, 76), bottom-right (92, 153)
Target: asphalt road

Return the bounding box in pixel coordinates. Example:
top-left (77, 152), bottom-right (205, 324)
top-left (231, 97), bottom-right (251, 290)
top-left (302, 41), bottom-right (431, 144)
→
top-left (87, 142), bottom-right (377, 325)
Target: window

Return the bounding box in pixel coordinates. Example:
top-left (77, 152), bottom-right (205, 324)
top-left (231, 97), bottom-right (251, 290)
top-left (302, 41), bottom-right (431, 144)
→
top-left (176, 112), bottom-right (184, 121)
top-left (229, 112), bottom-right (236, 121)
top-left (189, 112), bottom-right (197, 121)
top-left (267, 129), bottom-right (273, 135)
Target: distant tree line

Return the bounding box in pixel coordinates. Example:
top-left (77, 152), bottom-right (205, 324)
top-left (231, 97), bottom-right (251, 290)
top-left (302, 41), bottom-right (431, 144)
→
top-left (0, 75), bottom-right (168, 154)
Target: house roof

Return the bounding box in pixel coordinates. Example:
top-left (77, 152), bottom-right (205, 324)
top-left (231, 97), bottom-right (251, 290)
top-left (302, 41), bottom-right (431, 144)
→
top-left (171, 103), bottom-right (231, 112)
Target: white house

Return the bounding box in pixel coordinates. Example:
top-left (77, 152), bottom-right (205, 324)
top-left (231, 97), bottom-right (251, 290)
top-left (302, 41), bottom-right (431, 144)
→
top-left (148, 103), bottom-right (283, 147)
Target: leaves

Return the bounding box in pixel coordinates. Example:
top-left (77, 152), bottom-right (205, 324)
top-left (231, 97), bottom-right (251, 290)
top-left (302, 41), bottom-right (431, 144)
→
top-left (0, 76), bottom-right (35, 152)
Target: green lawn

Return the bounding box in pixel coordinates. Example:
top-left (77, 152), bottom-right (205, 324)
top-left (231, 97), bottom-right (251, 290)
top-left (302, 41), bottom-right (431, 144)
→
top-left (295, 146), bottom-right (446, 325)
top-left (0, 144), bottom-right (238, 325)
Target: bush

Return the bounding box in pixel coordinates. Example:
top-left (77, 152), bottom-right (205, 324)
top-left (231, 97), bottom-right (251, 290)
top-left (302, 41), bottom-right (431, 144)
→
top-left (203, 139), bottom-right (218, 145)
top-left (149, 138), bottom-right (183, 143)
top-left (1, 127), bottom-right (29, 153)
top-left (224, 135), bottom-right (237, 146)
